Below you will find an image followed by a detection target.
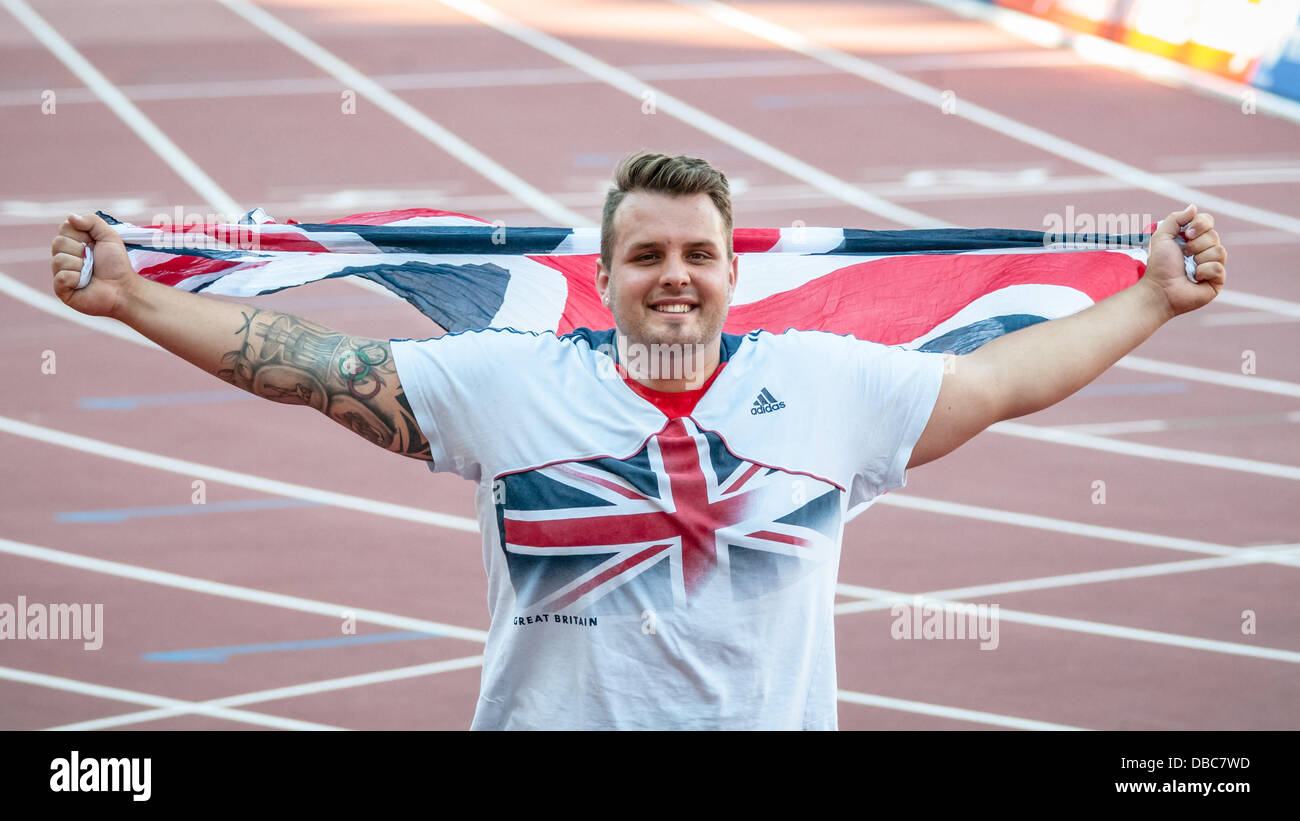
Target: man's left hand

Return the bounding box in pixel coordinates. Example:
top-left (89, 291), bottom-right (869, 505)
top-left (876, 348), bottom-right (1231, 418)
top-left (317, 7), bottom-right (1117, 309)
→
top-left (1143, 204), bottom-right (1227, 318)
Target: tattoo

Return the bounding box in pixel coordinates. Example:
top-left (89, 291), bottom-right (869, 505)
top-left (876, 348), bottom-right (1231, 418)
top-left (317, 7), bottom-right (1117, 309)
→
top-left (218, 309), bottom-right (433, 461)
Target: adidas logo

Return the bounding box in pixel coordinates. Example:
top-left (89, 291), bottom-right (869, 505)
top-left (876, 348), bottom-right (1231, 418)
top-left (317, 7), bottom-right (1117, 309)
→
top-left (750, 388), bottom-right (786, 415)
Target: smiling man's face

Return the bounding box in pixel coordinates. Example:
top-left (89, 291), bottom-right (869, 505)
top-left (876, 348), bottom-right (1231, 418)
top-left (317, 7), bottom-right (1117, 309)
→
top-left (596, 190), bottom-right (738, 373)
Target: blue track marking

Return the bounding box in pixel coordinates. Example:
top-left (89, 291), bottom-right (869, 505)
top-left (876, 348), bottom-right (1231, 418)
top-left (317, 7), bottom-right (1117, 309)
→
top-left (79, 390), bottom-right (258, 410)
top-left (1077, 381), bottom-right (1187, 397)
top-left (142, 631), bottom-right (444, 663)
top-left (57, 498), bottom-right (322, 523)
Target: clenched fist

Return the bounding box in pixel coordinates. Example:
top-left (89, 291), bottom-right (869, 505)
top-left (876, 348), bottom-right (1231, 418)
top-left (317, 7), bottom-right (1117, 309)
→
top-left (51, 212), bottom-right (138, 319)
top-left (1143, 204), bottom-right (1227, 318)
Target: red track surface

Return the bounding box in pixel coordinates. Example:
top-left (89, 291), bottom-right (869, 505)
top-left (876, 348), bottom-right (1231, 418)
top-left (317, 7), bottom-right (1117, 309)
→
top-left (1, 0), bottom-right (1297, 731)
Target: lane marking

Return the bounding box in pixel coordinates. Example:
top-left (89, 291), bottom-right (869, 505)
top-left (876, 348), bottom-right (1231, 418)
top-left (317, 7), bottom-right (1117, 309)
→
top-left (5, 411), bottom-right (1296, 567)
top-left (836, 689), bottom-right (1087, 730)
top-left (838, 547), bottom-right (1300, 611)
top-left (989, 420), bottom-right (1300, 480)
top-left (142, 630), bottom-right (441, 663)
top-left (0, 52), bottom-right (1102, 110)
top-left (0, 535), bottom-right (490, 643)
top-left (57, 497), bottom-right (322, 524)
top-left (0, 271), bottom-right (162, 350)
top-left (1075, 381), bottom-right (1186, 397)
top-left (78, 389), bottom-right (257, 410)
top-left (0, 664), bottom-right (342, 731)
top-left (214, 0), bottom-right (590, 227)
top-left (678, 0), bottom-right (1300, 235)
top-left (873, 494), bottom-right (1300, 567)
top-left (44, 654), bottom-right (486, 731)
top-left (833, 586), bottom-right (1300, 663)
top-left (434, 0), bottom-right (946, 228)
top-left (1, 0), bottom-right (241, 217)
top-left (6, 530), bottom-right (1290, 731)
top-left (1117, 355), bottom-right (1300, 398)
top-left (1050, 410), bottom-right (1300, 436)
top-left (0, 414), bottom-right (481, 532)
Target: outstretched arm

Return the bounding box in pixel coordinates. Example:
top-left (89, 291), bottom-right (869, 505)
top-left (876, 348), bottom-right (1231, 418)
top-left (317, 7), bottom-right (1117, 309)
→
top-left (908, 205), bottom-right (1226, 469)
top-left (50, 212), bottom-right (431, 461)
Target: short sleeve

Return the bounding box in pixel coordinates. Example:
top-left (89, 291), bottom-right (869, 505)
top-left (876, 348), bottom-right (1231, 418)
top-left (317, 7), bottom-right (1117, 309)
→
top-left (390, 330), bottom-right (534, 481)
top-left (839, 338), bottom-right (945, 508)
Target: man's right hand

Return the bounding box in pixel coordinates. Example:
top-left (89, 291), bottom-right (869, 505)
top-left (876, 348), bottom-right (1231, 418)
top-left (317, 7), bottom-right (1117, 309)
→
top-left (51, 212), bottom-right (138, 319)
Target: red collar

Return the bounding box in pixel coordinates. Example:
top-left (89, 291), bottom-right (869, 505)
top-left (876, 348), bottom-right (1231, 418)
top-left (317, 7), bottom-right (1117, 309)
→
top-left (618, 362), bottom-right (727, 419)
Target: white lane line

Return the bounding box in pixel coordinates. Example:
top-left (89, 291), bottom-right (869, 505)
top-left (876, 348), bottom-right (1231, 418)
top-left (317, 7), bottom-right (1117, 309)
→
top-left (0, 664), bottom-right (343, 731)
top-left (833, 587), bottom-right (1300, 663)
top-left (836, 689), bottom-right (1087, 730)
top-left (435, 0), bottom-right (947, 229)
top-left (1050, 411), bottom-right (1300, 436)
top-left (989, 420), bottom-right (1300, 480)
top-left (677, 0), bottom-right (1300, 236)
top-left (837, 548), bottom-right (1297, 612)
top-left (0, 536), bottom-right (490, 643)
top-left (5, 408), bottom-right (1295, 568)
top-left (873, 493), bottom-right (1300, 567)
top-left (0, 0), bottom-right (241, 218)
top-left (1213, 290), bottom-right (1300, 318)
top-left (0, 414), bottom-right (480, 533)
top-left (914, 0), bottom-right (1300, 126)
top-left (1117, 355), bottom-right (1300, 398)
top-left (0, 53), bottom-right (1097, 108)
top-left (214, 0), bottom-right (590, 228)
top-left (0, 271), bottom-right (162, 350)
top-left (44, 654), bottom-right (486, 731)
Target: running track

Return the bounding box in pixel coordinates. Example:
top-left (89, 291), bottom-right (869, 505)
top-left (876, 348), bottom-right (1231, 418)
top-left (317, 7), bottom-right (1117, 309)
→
top-left (1, 0), bottom-right (1297, 731)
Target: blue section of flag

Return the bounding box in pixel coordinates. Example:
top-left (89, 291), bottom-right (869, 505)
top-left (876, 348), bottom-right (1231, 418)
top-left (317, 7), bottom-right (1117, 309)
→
top-left (917, 314), bottom-right (1048, 355)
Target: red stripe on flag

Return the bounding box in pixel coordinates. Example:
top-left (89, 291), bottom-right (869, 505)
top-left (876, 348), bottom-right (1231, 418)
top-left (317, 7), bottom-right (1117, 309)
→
top-left (137, 255), bottom-right (252, 287)
top-left (732, 228), bottom-right (781, 253)
top-left (721, 250), bottom-right (1142, 344)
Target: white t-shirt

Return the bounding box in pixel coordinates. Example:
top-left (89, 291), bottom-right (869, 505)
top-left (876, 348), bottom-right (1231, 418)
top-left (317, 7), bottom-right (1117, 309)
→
top-left (390, 327), bottom-right (945, 729)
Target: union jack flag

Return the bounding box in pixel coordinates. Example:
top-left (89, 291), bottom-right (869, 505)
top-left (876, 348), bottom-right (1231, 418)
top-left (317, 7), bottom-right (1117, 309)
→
top-left (83, 207), bottom-right (1173, 353)
top-left (496, 418), bottom-right (841, 616)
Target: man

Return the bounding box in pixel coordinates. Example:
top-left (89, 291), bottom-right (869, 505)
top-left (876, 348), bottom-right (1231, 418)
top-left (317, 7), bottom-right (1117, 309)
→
top-left (50, 152), bottom-right (1226, 730)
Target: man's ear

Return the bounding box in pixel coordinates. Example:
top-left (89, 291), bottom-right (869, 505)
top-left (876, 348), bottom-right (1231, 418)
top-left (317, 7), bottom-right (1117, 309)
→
top-left (596, 259), bottom-right (611, 306)
top-left (727, 253), bottom-right (739, 302)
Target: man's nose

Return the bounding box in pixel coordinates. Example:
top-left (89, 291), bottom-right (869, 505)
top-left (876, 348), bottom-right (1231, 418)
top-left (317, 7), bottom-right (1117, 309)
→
top-left (659, 254), bottom-right (691, 289)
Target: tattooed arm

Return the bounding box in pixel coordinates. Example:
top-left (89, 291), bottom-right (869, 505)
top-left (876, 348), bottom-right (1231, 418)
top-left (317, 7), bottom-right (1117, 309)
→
top-left (50, 212), bottom-right (432, 461)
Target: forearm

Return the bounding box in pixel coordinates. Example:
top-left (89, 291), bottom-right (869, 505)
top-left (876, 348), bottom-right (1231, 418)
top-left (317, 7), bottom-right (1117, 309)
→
top-left (109, 276), bottom-right (426, 456)
top-left (972, 278), bottom-right (1175, 421)
top-left (112, 277), bottom-right (358, 399)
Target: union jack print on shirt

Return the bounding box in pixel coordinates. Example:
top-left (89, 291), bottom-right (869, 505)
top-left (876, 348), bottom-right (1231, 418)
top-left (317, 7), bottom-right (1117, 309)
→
top-left (494, 417), bottom-right (842, 616)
